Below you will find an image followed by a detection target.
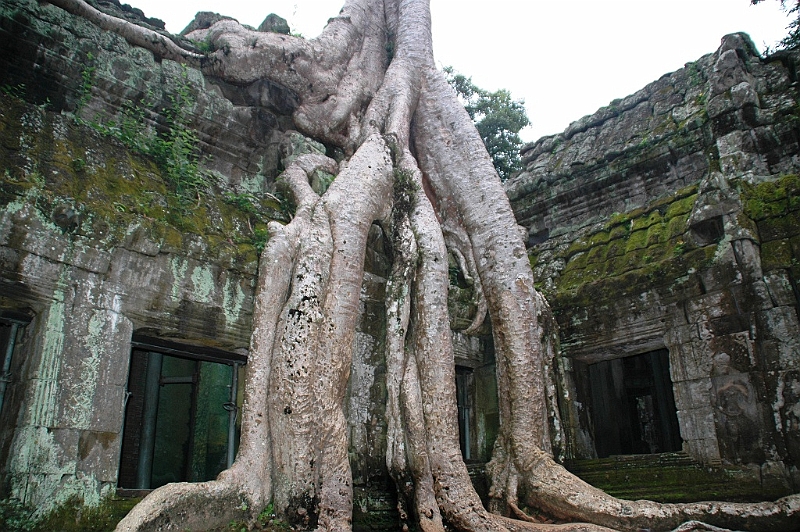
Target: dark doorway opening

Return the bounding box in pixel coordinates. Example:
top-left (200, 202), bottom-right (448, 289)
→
top-left (456, 366), bottom-right (474, 461)
top-left (0, 315), bottom-right (28, 444)
top-left (454, 360), bottom-right (499, 464)
top-left (118, 338), bottom-right (245, 490)
top-left (0, 320), bottom-right (22, 419)
top-left (585, 349), bottom-right (682, 458)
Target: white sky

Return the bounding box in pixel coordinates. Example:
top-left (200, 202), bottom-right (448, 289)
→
top-left (124, 0), bottom-right (792, 142)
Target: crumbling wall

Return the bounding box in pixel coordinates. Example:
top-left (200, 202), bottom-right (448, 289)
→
top-left (507, 33), bottom-right (800, 496)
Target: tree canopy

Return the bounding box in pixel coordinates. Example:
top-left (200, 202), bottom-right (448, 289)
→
top-left (444, 67), bottom-right (529, 181)
top-left (752, 0), bottom-right (800, 50)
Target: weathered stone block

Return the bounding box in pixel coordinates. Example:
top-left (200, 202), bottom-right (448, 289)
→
top-left (761, 239), bottom-right (793, 271)
top-left (671, 341), bottom-right (714, 382)
top-left (761, 460), bottom-right (792, 494)
top-left (89, 384), bottom-right (127, 434)
top-left (732, 80), bottom-right (759, 106)
top-left (707, 94), bottom-right (737, 120)
top-left (121, 224), bottom-right (161, 256)
top-left (77, 430), bottom-right (121, 482)
top-left (711, 45), bottom-right (751, 96)
top-left (685, 291), bottom-right (736, 323)
top-left (684, 379), bottom-right (714, 411)
top-left (666, 340), bottom-right (691, 381)
top-left (759, 307), bottom-right (800, 371)
top-left (763, 271), bottom-right (796, 307)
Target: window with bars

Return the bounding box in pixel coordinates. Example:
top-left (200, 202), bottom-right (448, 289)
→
top-left (118, 337), bottom-right (246, 490)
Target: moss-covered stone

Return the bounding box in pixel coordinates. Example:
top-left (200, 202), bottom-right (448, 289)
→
top-left (42, 496), bottom-right (140, 532)
top-left (665, 192), bottom-right (697, 219)
top-left (741, 174), bottom-right (800, 222)
top-left (624, 228), bottom-right (650, 253)
top-left (761, 239), bottom-right (793, 271)
top-left (0, 90), bottom-right (282, 271)
top-left (584, 244), bottom-right (608, 265)
top-left (533, 185), bottom-right (711, 309)
top-left (565, 453), bottom-right (785, 503)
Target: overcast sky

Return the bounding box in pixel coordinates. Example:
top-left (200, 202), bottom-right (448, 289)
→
top-left (124, 0), bottom-right (792, 142)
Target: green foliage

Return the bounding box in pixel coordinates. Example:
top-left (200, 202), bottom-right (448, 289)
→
top-left (148, 68), bottom-right (211, 200)
top-left (259, 503), bottom-right (275, 522)
top-left (77, 52), bottom-right (97, 113)
top-left (82, 65), bottom-right (212, 204)
top-left (224, 192), bottom-right (262, 216)
top-left (443, 66), bottom-right (530, 180)
top-left (71, 157), bottom-right (86, 173)
top-left (257, 502), bottom-right (291, 529)
top-left (224, 502), bottom-right (291, 531)
top-left (1, 83), bottom-right (26, 99)
top-left (752, 0), bottom-right (800, 51)
top-left (0, 499), bottom-right (36, 532)
top-left (223, 192), bottom-right (282, 253)
top-left (190, 37), bottom-right (216, 53)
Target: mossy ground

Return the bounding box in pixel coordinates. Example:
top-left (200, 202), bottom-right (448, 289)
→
top-left (565, 453), bottom-right (787, 503)
top-left (0, 495), bottom-right (140, 532)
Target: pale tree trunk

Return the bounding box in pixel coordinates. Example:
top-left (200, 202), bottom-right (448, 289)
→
top-left (47, 1), bottom-right (800, 531)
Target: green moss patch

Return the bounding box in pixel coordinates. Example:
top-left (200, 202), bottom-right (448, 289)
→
top-left (565, 453), bottom-right (787, 503)
top-left (536, 185), bottom-right (705, 308)
top-left (0, 90), bottom-right (284, 270)
top-left (740, 173), bottom-right (800, 272)
top-left (36, 496), bottom-right (140, 532)
top-left (0, 495), bottom-right (140, 532)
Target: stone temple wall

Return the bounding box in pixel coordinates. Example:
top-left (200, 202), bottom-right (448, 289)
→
top-left (0, 0), bottom-right (284, 510)
top-left (507, 33), bottom-right (800, 495)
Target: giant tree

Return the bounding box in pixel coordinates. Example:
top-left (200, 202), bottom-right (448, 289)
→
top-left (47, 1), bottom-right (800, 531)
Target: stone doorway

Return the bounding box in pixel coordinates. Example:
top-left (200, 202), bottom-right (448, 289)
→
top-left (0, 319), bottom-right (22, 419)
top-left (0, 314), bottom-right (28, 464)
top-left (456, 366), bottom-right (474, 461)
top-left (582, 349), bottom-right (682, 458)
top-left (118, 338), bottom-right (245, 490)
top-left (454, 362), bottom-right (499, 463)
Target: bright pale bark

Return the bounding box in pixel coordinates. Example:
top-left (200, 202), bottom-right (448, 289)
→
top-left (49, 1), bottom-right (800, 531)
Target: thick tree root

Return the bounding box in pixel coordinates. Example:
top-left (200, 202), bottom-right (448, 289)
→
top-left (114, 477), bottom-right (256, 532)
top-left (45, 0), bottom-right (205, 64)
top-left (517, 450), bottom-right (800, 532)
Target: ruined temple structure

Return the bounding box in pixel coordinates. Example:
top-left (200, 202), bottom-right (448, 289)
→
top-left (506, 32), bottom-right (800, 499)
top-left (0, 0), bottom-right (798, 525)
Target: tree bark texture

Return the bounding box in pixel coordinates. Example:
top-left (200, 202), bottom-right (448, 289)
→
top-left (47, 1), bottom-right (800, 531)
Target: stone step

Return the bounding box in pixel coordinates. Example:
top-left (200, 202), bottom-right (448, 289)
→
top-left (563, 453), bottom-right (780, 503)
top-left (352, 485), bottom-right (400, 531)
top-left (566, 452), bottom-right (697, 474)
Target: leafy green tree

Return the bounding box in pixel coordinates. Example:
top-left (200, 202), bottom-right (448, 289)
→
top-left (443, 66), bottom-right (529, 180)
top-left (752, 0), bottom-right (800, 50)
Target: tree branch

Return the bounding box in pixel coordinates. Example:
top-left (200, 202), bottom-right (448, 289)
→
top-left (46, 0), bottom-right (206, 64)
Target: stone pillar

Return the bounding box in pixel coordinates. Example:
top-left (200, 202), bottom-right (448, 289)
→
top-left (7, 261), bottom-right (132, 512)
